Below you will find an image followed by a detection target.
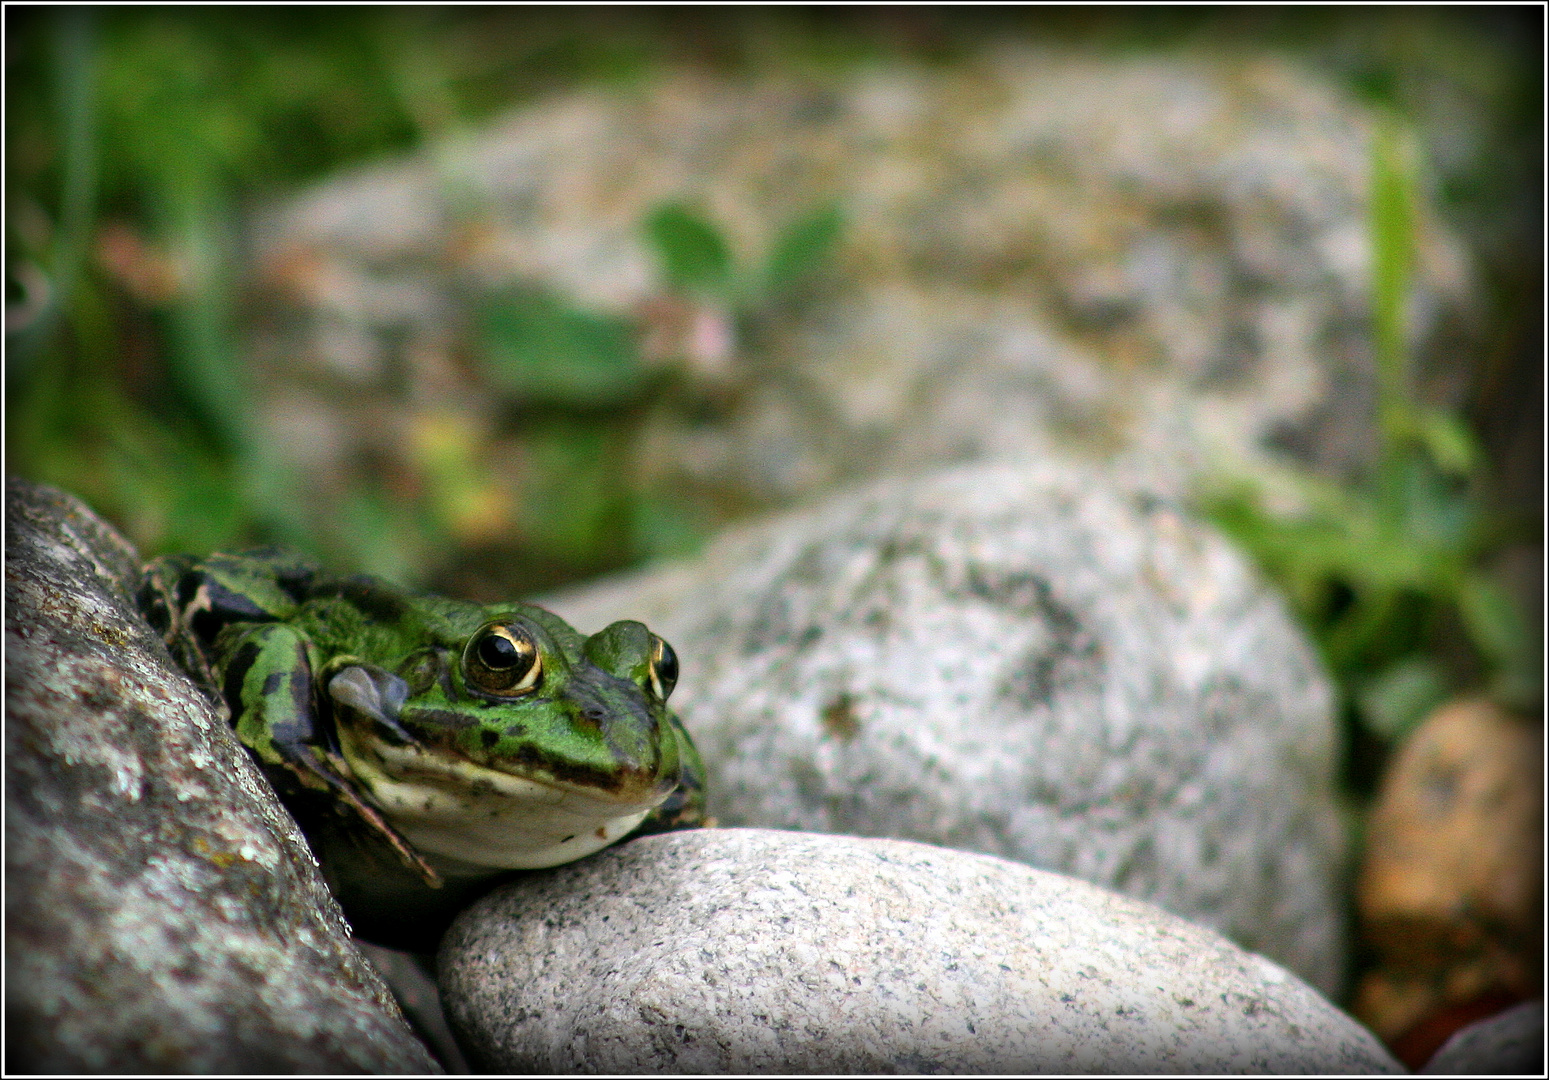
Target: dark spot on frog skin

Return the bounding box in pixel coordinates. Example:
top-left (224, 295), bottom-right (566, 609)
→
top-left (185, 572), bottom-right (286, 644)
top-left (511, 742), bottom-right (654, 795)
top-left (503, 723), bottom-right (526, 738)
top-left (481, 729), bottom-right (499, 749)
top-left (326, 575), bottom-right (411, 625)
top-left (277, 644), bottom-right (319, 724)
top-left (222, 639), bottom-right (263, 717)
top-left (202, 578), bottom-right (273, 620)
top-left (371, 719), bottom-right (412, 748)
top-left (403, 707), bottom-right (478, 731)
top-left (821, 692), bottom-right (861, 741)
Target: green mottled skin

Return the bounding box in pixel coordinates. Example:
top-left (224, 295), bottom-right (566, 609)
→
top-left (139, 547), bottom-right (705, 948)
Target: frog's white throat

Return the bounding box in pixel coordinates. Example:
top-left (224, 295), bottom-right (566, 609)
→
top-left (327, 666), bottom-right (658, 870)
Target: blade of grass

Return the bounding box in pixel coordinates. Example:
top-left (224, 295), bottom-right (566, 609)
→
top-left (7, 9), bottom-right (99, 376)
top-left (1370, 118), bottom-right (1415, 456)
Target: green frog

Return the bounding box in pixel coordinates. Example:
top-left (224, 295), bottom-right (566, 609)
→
top-left (138, 548), bottom-right (705, 949)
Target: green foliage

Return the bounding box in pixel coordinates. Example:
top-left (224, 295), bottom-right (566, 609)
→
top-left (645, 205), bottom-right (735, 296)
top-left (1369, 122), bottom-right (1413, 448)
top-left (1357, 657), bottom-right (1449, 742)
top-left (641, 198), bottom-right (845, 310)
top-left (467, 200), bottom-right (845, 570)
top-left (478, 287), bottom-right (644, 408)
top-left (1205, 118), bottom-right (1540, 751)
top-left (5, 9), bottom-right (677, 586)
top-left (7, 7), bottom-right (1531, 621)
top-left (6, 8), bottom-right (422, 562)
top-left (7, 7), bottom-right (850, 591)
top-left (762, 203), bottom-right (846, 298)
top-left (1456, 571), bottom-right (1541, 707)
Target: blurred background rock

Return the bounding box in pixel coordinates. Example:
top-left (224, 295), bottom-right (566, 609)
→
top-left (6, 5), bottom-right (1540, 1052)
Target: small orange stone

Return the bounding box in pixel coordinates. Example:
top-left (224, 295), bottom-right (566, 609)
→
top-left (1354, 698), bottom-right (1543, 1048)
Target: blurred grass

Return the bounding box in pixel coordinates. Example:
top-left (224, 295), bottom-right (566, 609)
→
top-left (8, 7), bottom-right (424, 563)
top-left (5, 9), bottom-right (1540, 757)
top-left (4, 7), bottom-right (866, 586)
top-left (1204, 115), bottom-right (1541, 789)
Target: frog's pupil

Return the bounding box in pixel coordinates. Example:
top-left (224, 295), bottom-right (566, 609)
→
top-left (654, 640), bottom-right (679, 695)
top-left (479, 633), bottom-right (520, 670)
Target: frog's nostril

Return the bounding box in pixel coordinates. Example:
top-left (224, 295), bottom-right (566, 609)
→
top-left (583, 707), bottom-right (607, 722)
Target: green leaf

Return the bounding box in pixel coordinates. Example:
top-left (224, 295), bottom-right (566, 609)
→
top-left (1457, 571), bottom-right (1542, 707)
top-left (1207, 459), bottom-right (1473, 597)
top-left (763, 203), bottom-right (844, 297)
top-left (1357, 656), bottom-right (1450, 742)
top-left (477, 286), bottom-right (641, 407)
top-left (644, 203), bottom-right (733, 295)
top-left (1457, 572), bottom-right (1526, 667)
top-left (1414, 407), bottom-right (1479, 476)
top-left (1370, 119), bottom-right (1416, 450)
top-left (1375, 450), bottom-right (1480, 561)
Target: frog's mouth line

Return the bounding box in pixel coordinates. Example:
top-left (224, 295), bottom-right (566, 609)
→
top-left (326, 665), bottom-right (667, 871)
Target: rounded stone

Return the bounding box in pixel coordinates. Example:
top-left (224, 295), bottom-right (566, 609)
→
top-left (1419, 1000), bottom-right (1544, 1075)
top-left (440, 828), bottom-right (1399, 1074)
top-left (1353, 697), bottom-right (1543, 1050)
top-left (543, 460), bottom-right (1348, 995)
top-left (1359, 698), bottom-right (1542, 960)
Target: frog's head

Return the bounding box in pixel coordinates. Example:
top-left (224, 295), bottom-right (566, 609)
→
top-left (324, 607), bottom-right (687, 872)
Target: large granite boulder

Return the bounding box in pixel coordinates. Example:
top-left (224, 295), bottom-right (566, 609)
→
top-left (4, 478), bottom-right (439, 1072)
top-left (239, 48), bottom-right (1475, 591)
top-left (543, 460), bottom-right (1349, 995)
top-left (441, 828), bottom-right (1400, 1073)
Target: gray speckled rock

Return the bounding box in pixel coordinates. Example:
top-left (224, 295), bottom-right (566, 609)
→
top-left (542, 461), bottom-right (1348, 996)
top-left (1419, 1000), bottom-right (1544, 1075)
top-left (441, 828), bottom-right (1399, 1074)
top-left (245, 49), bottom-right (1475, 565)
top-left (4, 478), bottom-right (438, 1073)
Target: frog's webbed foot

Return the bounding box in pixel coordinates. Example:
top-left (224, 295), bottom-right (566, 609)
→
top-left (215, 621), bottom-right (442, 889)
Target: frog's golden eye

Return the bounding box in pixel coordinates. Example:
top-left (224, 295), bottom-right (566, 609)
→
top-left (465, 623), bottom-right (541, 695)
top-left (649, 636), bottom-right (678, 701)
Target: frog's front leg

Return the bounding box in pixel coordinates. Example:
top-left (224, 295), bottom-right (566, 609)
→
top-left (139, 555), bottom-right (225, 711)
top-left (213, 621), bottom-right (442, 887)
